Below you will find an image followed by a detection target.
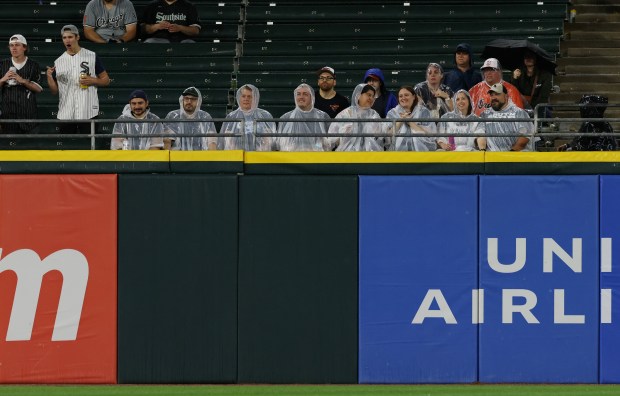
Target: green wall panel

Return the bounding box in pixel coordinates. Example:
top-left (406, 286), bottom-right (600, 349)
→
top-left (117, 174), bottom-right (238, 383)
top-left (238, 175), bottom-right (359, 384)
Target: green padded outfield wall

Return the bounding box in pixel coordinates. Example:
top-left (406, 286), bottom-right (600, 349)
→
top-left (237, 175), bottom-right (359, 384)
top-left (117, 175), bottom-right (238, 383)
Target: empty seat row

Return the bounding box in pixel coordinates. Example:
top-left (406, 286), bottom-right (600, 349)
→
top-left (243, 20), bottom-right (564, 41)
top-left (245, 4), bottom-right (567, 22)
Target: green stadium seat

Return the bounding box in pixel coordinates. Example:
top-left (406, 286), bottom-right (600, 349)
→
top-left (37, 56), bottom-right (233, 73)
top-left (245, 4), bottom-right (567, 22)
top-left (110, 72), bottom-right (233, 89)
top-left (0, 4), bottom-right (84, 21)
top-left (28, 42), bottom-right (236, 58)
top-left (37, 88), bottom-right (230, 106)
top-left (240, 37), bottom-right (560, 58)
top-left (243, 20), bottom-right (563, 41)
top-left (238, 54), bottom-right (455, 73)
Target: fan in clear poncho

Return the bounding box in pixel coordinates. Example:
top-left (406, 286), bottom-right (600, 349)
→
top-left (111, 89), bottom-right (164, 150)
top-left (383, 85), bottom-right (438, 151)
top-left (164, 87), bottom-right (217, 150)
top-left (219, 84), bottom-right (275, 151)
top-left (327, 83), bottom-right (383, 152)
top-left (437, 89), bottom-right (487, 151)
top-left (277, 83), bottom-right (330, 151)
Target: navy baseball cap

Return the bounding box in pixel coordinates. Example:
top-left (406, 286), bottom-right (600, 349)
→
top-left (129, 89), bottom-right (148, 101)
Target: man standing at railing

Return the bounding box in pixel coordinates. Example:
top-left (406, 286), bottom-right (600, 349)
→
top-left (111, 89), bottom-right (164, 150)
top-left (0, 34), bottom-right (43, 146)
top-left (46, 25), bottom-right (110, 149)
top-left (480, 83), bottom-right (532, 152)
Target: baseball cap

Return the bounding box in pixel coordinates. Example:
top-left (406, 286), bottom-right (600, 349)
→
top-left (129, 89), bottom-right (148, 101)
top-left (61, 25), bottom-right (80, 36)
top-left (182, 87), bottom-right (200, 97)
top-left (481, 58), bottom-right (501, 70)
top-left (455, 43), bottom-right (469, 52)
top-left (487, 83), bottom-right (507, 95)
top-left (317, 66), bottom-right (335, 77)
top-left (9, 34), bottom-right (27, 46)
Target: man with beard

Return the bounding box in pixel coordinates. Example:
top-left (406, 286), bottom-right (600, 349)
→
top-left (314, 66), bottom-right (349, 118)
top-left (83, 0), bottom-right (138, 43)
top-left (480, 83), bottom-right (533, 151)
top-left (46, 25), bottom-right (110, 148)
top-left (164, 86), bottom-right (217, 150)
top-left (0, 34), bottom-right (43, 143)
top-left (111, 89), bottom-right (164, 150)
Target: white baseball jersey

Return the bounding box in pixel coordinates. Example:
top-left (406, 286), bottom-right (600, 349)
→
top-left (54, 48), bottom-right (101, 120)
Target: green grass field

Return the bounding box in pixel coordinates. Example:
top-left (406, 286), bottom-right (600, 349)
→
top-left (1, 385), bottom-right (620, 396)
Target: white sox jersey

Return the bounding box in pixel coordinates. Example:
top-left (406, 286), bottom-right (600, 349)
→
top-left (53, 48), bottom-right (105, 120)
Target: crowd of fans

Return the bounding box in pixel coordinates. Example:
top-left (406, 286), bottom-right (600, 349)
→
top-left (0, 0), bottom-right (614, 151)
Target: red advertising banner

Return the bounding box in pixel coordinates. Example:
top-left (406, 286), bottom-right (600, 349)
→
top-left (0, 175), bottom-right (117, 383)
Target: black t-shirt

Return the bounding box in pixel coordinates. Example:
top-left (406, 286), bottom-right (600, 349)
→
top-left (142, 0), bottom-right (201, 42)
top-left (0, 58), bottom-right (41, 132)
top-left (314, 91), bottom-right (350, 118)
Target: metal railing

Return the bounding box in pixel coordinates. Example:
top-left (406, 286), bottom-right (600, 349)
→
top-left (0, 104), bottom-right (617, 151)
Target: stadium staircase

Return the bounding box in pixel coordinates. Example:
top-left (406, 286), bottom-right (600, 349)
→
top-left (0, 0), bottom-right (570, 135)
top-left (554, 0), bottom-right (620, 133)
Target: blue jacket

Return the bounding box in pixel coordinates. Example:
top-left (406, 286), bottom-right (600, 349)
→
top-left (363, 68), bottom-right (398, 118)
top-left (443, 43), bottom-right (482, 92)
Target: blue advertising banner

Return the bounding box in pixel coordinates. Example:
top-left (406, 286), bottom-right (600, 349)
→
top-left (359, 176), bottom-right (478, 383)
top-left (600, 176), bottom-right (620, 383)
top-left (479, 176), bottom-right (599, 383)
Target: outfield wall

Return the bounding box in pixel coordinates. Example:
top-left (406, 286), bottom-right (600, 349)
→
top-left (0, 152), bottom-right (619, 384)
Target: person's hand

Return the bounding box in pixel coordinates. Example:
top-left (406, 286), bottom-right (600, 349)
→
top-left (399, 111), bottom-right (411, 119)
top-left (167, 24), bottom-right (182, 33)
top-left (0, 69), bottom-right (13, 83)
top-left (79, 74), bottom-right (95, 87)
top-left (158, 21), bottom-right (172, 30)
top-left (433, 89), bottom-right (449, 100)
top-left (513, 69), bottom-right (522, 79)
top-left (46, 66), bottom-right (55, 78)
top-left (438, 142), bottom-right (453, 151)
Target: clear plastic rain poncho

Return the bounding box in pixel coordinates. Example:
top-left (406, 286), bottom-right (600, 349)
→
top-left (277, 83), bottom-right (330, 151)
top-left (164, 87), bottom-right (217, 150)
top-left (438, 89), bottom-right (485, 151)
top-left (327, 84), bottom-right (383, 152)
top-left (111, 104), bottom-right (164, 150)
top-left (384, 99), bottom-right (437, 151)
top-left (219, 84), bottom-right (275, 151)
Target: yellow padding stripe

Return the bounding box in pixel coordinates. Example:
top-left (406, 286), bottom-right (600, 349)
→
top-left (0, 150), bottom-right (170, 162)
top-left (245, 151), bottom-right (485, 164)
top-left (170, 150), bottom-right (244, 162)
top-left (486, 152), bottom-right (620, 163)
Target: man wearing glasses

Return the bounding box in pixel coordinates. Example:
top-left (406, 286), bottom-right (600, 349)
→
top-left (314, 66), bottom-right (349, 118)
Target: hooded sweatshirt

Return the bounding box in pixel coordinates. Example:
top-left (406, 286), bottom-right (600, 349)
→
top-left (164, 87), bottom-right (217, 150)
top-left (443, 43), bottom-right (483, 92)
top-left (363, 68), bottom-right (398, 118)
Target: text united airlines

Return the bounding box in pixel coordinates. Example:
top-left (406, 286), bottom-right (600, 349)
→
top-left (412, 238), bottom-right (614, 325)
